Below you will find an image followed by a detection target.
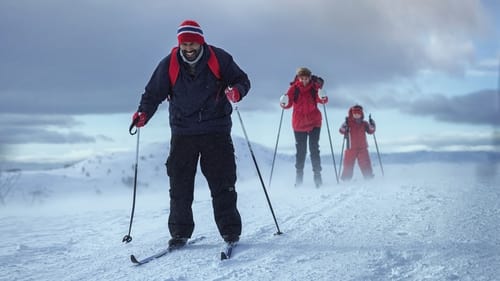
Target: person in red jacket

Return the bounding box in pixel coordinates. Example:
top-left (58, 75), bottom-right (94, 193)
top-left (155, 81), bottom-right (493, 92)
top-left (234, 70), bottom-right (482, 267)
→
top-left (280, 67), bottom-right (328, 187)
top-left (339, 105), bottom-right (376, 181)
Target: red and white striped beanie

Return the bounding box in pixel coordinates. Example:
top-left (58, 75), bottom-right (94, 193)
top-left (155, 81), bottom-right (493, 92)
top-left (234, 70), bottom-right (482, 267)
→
top-left (177, 20), bottom-right (205, 45)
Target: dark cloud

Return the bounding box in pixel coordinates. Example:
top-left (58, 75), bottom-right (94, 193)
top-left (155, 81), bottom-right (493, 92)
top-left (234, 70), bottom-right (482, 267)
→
top-left (0, 114), bottom-right (95, 144)
top-left (0, 0), bottom-right (495, 115)
top-left (0, 1), bottom-right (174, 114)
top-left (0, 127), bottom-right (95, 145)
top-left (0, 0), bottom-right (498, 156)
top-left (0, 114), bottom-right (81, 127)
top-left (330, 86), bottom-right (499, 127)
top-left (419, 132), bottom-right (499, 149)
top-left (407, 90), bottom-right (500, 126)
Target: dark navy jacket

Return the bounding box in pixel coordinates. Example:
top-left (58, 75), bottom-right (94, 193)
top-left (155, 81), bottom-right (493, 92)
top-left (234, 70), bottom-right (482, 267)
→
top-left (138, 44), bottom-right (251, 135)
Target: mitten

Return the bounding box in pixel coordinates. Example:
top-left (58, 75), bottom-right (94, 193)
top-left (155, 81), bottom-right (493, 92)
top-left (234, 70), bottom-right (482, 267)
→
top-left (132, 112), bottom-right (147, 128)
top-left (225, 86), bottom-right (241, 103)
top-left (279, 95), bottom-right (289, 107)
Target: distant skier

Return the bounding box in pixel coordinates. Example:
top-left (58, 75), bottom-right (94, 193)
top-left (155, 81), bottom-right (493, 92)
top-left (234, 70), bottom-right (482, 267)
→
top-left (279, 67), bottom-right (328, 187)
top-left (339, 105), bottom-right (376, 181)
top-left (131, 19), bottom-right (250, 247)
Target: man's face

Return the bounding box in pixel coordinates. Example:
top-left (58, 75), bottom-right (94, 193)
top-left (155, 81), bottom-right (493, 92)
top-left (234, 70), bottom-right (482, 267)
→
top-left (298, 75), bottom-right (311, 86)
top-left (353, 112), bottom-right (362, 119)
top-left (180, 42), bottom-right (202, 61)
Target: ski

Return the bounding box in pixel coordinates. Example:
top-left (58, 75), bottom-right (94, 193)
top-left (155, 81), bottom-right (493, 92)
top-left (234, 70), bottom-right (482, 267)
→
top-left (130, 236), bottom-right (205, 265)
top-left (220, 241), bottom-right (237, 260)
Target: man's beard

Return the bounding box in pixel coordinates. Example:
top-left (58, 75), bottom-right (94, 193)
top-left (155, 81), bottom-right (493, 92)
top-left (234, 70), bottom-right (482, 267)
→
top-left (182, 48), bottom-right (200, 62)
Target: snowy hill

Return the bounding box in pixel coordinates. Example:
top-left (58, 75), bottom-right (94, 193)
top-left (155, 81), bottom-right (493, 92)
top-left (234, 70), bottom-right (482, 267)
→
top-left (1, 136), bottom-right (284, 204)
top-left (1, 136), bottom-right (499, 281)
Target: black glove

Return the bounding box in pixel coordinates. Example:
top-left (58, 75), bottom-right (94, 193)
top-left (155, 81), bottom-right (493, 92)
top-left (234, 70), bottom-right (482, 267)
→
top-left (312, 75), bottom-right (324, 89)
top-left (368, 114), bottom-right (375, 126)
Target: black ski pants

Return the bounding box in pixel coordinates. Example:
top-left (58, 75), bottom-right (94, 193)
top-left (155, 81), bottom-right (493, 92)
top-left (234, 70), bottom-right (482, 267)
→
top-left (294, 127), bottom-right (322, 174)
top-left (166, 133), bottom-right (242, 239)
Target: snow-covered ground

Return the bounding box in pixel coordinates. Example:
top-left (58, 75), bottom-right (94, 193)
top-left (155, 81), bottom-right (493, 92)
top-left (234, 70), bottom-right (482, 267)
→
top-left (1, 137), bottom-right (499, 281)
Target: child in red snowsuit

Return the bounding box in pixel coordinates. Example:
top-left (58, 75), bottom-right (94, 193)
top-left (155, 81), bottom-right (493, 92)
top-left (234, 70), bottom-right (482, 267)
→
top-left (339, 105), bottom-right (376, 181)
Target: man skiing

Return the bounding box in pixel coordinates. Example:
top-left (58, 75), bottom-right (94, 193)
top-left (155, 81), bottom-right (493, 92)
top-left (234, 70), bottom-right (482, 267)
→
top-left (131, 19), bottom-right (251, 247)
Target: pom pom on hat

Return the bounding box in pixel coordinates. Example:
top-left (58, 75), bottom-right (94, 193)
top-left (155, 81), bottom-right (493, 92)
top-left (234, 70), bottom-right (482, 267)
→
top-left (177, 20), bottom-right (205, 45)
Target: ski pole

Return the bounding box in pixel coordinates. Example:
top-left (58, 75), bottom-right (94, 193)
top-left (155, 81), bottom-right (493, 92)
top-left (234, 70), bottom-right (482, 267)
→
top-left (339, 137), bottom-right (345, 176)
top-left (235, 106), bottom-right (283, 235)
top-left (339, 117), bottom-right (348, 176)
top-left (268, 108), bottom-right (284, 188)
top-left (369, 114), bottom-right (384, 177)
top-left (123, 118), bottom-right (141, 243)
top-left (322, 104), bottom-right (340, 184)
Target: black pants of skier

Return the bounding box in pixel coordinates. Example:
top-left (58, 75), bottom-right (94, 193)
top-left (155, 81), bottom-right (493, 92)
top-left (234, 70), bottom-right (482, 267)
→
top-left (165, 133), bottom-right (242, 239)
top-left (294, 127), bottom-right (322, 174)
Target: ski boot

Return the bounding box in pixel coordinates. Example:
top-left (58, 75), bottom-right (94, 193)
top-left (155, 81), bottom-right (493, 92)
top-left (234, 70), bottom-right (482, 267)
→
top-left (314, 172), bottom-right (322, 188)
top-left (295, 170), bottom-right (303, 187)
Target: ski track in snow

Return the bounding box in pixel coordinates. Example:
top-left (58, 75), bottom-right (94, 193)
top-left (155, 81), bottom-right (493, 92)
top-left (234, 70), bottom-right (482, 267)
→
top-left (1, 140), bottom-right (499, 281)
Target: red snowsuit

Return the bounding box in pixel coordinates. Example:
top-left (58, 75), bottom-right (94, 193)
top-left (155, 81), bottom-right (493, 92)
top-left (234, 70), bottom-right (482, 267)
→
top-left (339, 106), bottom-right (375, 180)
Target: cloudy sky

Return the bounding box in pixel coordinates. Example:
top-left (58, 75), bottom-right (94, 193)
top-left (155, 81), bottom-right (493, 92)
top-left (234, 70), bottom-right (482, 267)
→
top-left (1, 0), bottom-right (499, 168)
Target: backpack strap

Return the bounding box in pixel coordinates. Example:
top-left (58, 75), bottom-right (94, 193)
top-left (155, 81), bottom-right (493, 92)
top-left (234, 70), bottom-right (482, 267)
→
top-left (168, 47), bottom-right (180, 86)
top-left (294, 86), bottom-right (300, 102)
top-left (207, 46), bottom-right (221, 80)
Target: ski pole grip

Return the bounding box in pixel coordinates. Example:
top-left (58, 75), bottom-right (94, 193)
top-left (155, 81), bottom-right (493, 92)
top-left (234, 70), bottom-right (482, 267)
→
top-left (129, 117), bottom-right (140, 135)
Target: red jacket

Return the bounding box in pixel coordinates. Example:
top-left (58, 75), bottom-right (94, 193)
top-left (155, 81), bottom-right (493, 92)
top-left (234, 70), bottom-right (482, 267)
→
top-left (283, 80), bottom-right (328, 132)
top-left (339, 108), bottom-right (375, 149)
